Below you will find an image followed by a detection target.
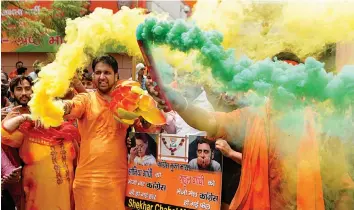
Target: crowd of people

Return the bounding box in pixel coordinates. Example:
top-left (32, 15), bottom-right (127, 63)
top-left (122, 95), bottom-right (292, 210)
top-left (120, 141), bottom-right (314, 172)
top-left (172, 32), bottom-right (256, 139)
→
top-left (1, 52), bottom-right (353, 210)
top-left (0, 55), bottom-right (241, 210)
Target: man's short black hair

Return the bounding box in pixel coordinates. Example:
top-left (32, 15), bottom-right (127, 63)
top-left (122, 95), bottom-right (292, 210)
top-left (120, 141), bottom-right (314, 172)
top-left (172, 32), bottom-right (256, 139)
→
top-left (1, 72), bottom-right (9, 81)
top-left (82, 72), bottom-right (93, 81)
top-left (9, 76), bottom-right (33, 93)
top-left (15, 61), bottom-right (23, 67)
top-left (16, 67), bottom-right (28, 75)
top-left (196, 136), bottom-right (215, 151)
top-left (92, 55), bottom-right (118, 74)
top-left (272, 51), bottom-right (302, 64)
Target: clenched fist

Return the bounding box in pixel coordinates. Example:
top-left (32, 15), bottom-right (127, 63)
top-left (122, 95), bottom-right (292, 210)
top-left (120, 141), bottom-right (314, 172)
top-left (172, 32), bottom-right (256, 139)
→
top-left (215, 139), bottom-right (232, 158)
top-left (145, 80), bottom-right (187, 112)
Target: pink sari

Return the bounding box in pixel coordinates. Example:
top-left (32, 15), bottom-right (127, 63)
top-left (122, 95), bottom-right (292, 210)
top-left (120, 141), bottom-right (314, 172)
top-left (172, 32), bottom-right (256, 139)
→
top-left (1, 147), bottom-right (17, 177)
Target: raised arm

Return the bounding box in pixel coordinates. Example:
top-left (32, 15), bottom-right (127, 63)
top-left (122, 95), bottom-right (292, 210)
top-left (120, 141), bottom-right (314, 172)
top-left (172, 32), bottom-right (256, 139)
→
top-left (63, 93), bottom-right (89, 120)
top-left (146, 81), bottom-right (247, 141)
top-left (1, 114), bottom-right (29, 148)
top-left (2, 114), bottom-right (30, 133)
top-left (228, 150), bottom-right (242, 165)
top-left (172, 95), bottom-right (246, 140)
top-left (216, 139), bottom-right (242, 164)
top-left (177, 104), bottom-right (218, 137)
top-left (72, 75), bottom-right (87, 94)
top-left (146, 83), bottom-right (218, 137)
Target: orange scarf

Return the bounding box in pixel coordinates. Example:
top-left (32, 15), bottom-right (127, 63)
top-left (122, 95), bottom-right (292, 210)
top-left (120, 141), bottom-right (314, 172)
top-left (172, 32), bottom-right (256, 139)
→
top-left (19, 121), bottom-right (80, 146)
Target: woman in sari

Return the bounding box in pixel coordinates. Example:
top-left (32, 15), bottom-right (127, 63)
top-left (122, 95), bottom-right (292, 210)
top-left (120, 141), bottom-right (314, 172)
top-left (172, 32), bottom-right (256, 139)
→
top-left (2, 114), bottom-right (80, 210)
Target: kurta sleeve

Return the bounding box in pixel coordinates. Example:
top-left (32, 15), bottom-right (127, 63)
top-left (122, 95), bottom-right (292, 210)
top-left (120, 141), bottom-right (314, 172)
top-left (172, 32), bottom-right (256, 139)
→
top-left (207, 107), bottom-right (248, 140)
top-left (1, 125), bottom-right (24, 148)
top-left (64, 93), bottom-right (89, 120)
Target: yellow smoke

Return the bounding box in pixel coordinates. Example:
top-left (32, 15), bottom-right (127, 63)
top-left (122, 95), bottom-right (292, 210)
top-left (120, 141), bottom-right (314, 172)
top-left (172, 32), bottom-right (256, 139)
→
top-left (29, 7), bottom-right (162, 127)
top-left (151, 46), bottom-right (222, 92)
top-left (191, 0), bottom-right (244, 49)
top-left (190, 0), bottom-right (354, 60)
top-left (151, 46), bottom-right (199, 73)
top-left (167, 0), bottom-right (354, 92)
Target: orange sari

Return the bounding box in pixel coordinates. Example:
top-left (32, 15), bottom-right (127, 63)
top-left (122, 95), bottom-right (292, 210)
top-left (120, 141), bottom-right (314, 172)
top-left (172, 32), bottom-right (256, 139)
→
top-left (1, 144), bottom-right (23, 210)
top-left (210, 106), bottom-right (326, 210)
top-left (1, 111), bottom-right (79, 210)
top-left (296, 109), bottom-right (325, 210)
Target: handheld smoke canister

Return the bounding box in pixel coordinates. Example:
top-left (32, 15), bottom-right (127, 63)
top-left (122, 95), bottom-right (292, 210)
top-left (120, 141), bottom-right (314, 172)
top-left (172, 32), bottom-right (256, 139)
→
top-left (136, 39), bottom-right (172, 112)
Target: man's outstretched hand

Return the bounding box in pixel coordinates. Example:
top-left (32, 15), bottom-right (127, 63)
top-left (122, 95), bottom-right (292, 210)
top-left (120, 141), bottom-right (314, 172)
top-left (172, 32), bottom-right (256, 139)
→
top-left (145, 80), bottom-right (187, 112)
top-left (146, 79), bottom-right (218, 137)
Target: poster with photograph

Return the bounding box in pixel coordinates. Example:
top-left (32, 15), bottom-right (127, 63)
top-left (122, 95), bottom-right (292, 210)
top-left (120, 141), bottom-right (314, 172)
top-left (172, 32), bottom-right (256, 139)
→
top-left (159, 134), bottom-right (189, 163)
top-left (125, 133), bottom-right (222, 210)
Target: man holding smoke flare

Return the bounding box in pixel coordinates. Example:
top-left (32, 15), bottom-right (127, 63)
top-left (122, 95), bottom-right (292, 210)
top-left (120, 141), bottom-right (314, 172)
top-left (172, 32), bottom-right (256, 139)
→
top-left (61, 55), bottom-right (159, 210)
top-left (145, 63), bottom-right (354, 210)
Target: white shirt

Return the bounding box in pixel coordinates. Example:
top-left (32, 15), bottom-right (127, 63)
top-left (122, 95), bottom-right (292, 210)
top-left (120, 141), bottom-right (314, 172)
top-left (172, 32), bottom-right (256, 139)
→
top-left (165, 89), bottom-right (214, 136)
top-left (28, 72), bottom-right (38, 81)
top-left (134, 154), bottom-right (157, 166)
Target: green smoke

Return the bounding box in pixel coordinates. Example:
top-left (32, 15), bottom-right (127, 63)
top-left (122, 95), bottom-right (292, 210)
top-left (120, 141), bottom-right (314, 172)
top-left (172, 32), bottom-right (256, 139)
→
top-left (137, 18), bottom-right (354, 209)
top-left (136, 17), bottom-right (354, 111)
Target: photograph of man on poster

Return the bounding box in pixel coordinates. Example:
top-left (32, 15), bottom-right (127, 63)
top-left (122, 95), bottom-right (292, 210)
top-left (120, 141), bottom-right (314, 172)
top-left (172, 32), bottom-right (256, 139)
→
top-left (158, 134), bottom-right (189, 163)
top-left (127, 133), bottom-right (158, 166)
top-left (188, 137), bottom-right (222, 172)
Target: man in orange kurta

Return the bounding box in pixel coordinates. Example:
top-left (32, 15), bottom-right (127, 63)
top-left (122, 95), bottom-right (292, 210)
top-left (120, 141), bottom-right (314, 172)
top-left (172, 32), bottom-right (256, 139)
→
top-left (63, 55), bottom-right (157, 210)
top-left (209, 106), bottom-right (328, 210)
top-left (147, 83), bottom-right (354, 209)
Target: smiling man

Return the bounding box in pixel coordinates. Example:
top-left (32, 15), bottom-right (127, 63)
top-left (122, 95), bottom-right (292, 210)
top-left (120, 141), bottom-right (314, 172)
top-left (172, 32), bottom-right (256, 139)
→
top-left (63, 55), bottom-right (125, 210)
top-left (0, 75), bottom-right (31, 210)
top-left (10, 76), bottom-right (32, 107)
top-left (63, 55), bottom-right (156, 210)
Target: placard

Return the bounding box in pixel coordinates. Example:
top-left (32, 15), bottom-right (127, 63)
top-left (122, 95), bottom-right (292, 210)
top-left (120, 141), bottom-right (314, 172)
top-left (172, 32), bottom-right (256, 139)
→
top-left (126, 133), bottom-right (222, 210)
